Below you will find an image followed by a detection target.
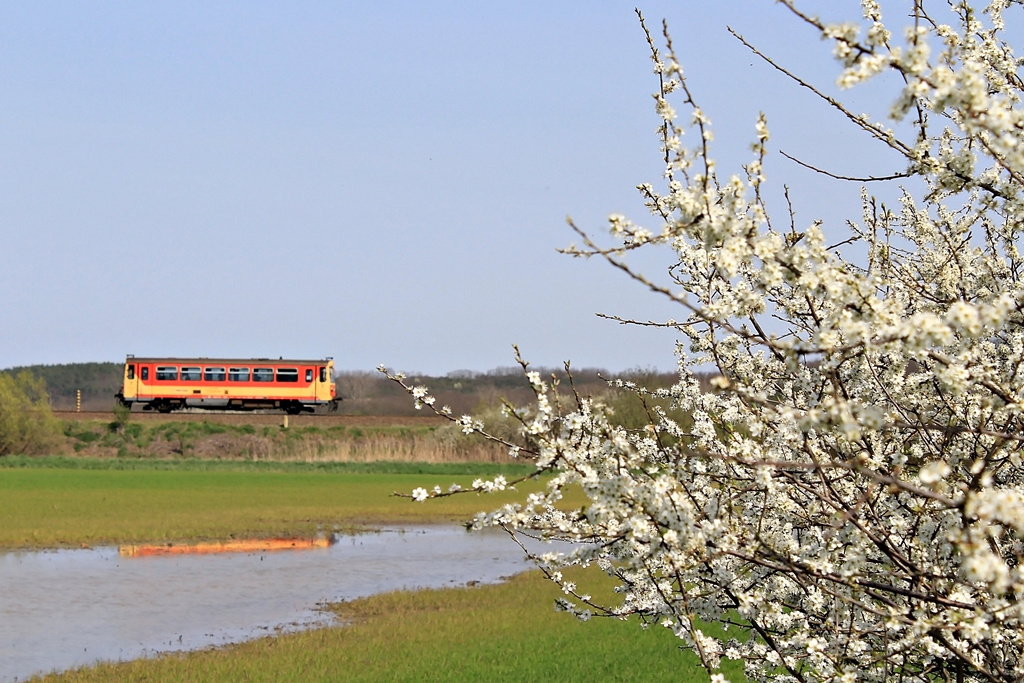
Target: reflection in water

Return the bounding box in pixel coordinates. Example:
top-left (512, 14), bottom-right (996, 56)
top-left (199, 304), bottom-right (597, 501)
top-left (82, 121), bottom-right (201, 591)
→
top-left (0, 526), bottom-right (535, 682)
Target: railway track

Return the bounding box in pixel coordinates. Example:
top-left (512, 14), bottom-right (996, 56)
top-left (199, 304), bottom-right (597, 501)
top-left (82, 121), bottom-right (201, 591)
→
top-left (54, 411), bottom-right (448, 428)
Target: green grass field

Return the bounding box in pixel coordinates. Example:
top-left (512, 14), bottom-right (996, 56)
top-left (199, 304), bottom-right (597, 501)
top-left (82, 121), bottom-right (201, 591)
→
top-left (0, 457), bottom-right (540, 548)
top-left (3, 457), bottom-right (743, 682)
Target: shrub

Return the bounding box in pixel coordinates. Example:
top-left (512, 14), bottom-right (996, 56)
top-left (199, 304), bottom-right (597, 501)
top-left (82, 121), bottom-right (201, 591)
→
top-left (0, 371), bottom-right (63, 456)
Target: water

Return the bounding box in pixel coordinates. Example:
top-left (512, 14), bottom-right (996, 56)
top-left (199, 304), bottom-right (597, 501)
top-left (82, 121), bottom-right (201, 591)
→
top-left (0, 526), bottom-right (537, 682)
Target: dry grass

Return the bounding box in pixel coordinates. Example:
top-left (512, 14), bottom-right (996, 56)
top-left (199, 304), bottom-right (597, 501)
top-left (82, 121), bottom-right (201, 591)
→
top-left (63, 418), bottom-right (515, 463)
top-left (245, 433), bottom-right (512, 464)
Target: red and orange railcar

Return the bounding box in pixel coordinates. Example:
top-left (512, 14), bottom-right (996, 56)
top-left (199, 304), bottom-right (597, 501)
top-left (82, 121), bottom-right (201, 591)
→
top-left (116, 356), bottom-right (338, 414)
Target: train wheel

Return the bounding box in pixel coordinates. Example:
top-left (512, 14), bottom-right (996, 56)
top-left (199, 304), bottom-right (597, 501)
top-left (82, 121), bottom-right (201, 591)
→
top-left (156, 401), bottom-right (172, 414)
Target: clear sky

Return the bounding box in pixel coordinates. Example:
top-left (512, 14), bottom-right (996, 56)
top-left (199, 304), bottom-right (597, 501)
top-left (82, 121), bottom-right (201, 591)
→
top-left (0, 1), bottom-right (904, 375)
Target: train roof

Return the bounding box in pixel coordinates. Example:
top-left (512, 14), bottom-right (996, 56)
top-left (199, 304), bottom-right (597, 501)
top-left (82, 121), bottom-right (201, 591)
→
top-left (124, 357), bottom-right (334, 365)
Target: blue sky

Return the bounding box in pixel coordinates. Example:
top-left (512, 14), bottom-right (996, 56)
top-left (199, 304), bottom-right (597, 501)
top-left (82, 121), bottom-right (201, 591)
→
top-left (0, 1), bottom-right (905, 374)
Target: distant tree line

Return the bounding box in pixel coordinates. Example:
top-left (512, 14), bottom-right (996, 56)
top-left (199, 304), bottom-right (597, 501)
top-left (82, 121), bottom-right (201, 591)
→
top-left (338, 365), bottom-right (708, 418)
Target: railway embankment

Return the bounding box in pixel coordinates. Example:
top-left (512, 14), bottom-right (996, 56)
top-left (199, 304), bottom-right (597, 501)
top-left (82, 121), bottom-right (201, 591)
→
top-left (56, 411), bottom-right (512, 463)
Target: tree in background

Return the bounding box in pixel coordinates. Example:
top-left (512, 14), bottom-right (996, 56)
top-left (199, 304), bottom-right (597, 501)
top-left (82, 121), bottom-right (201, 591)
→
top-left (385, 1), bottom-right (1024, 681)
top-left (0, 371), bottom-right (63, 456)
top-left (3, 362), bottom-right (123, 411)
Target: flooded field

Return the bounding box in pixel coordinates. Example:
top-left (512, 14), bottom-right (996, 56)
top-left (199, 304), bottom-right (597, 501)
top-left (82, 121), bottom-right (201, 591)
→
top-left (0, 526), bottom-right (536, 682)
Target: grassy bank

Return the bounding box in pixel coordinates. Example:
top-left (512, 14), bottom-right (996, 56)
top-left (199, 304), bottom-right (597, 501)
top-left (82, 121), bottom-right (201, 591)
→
top-left (39, 568), bottom-right (744, 682)
top-left (0, 458), bottom-right (544, 549)
top-left (62, 416), bottom-right (514, 462)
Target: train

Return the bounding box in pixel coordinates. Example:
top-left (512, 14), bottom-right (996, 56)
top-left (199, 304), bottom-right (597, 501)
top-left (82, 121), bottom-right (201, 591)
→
top-left (116, 356), bottom-right (339, 414)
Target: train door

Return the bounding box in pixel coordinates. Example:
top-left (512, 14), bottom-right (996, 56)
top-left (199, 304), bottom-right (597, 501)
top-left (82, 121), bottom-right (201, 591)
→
top-left (326, 364), bottom-right (336, 400)
top-left (121, 360), bottom-right (139, 405)
top-left (310, 365), bottom-right (323, 401)
top-left (311, 363), bottom-right (334, 404)
top-left (321, 362), bottom-right (337, 406)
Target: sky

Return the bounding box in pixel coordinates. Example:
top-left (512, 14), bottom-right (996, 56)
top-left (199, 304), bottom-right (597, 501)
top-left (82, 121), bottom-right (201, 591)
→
top-left (0, 1), bottom-right (910, 375)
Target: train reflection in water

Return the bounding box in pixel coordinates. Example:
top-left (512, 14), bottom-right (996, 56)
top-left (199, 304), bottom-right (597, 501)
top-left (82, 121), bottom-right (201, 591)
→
top-left (0, 526), bottom-right (541, 683)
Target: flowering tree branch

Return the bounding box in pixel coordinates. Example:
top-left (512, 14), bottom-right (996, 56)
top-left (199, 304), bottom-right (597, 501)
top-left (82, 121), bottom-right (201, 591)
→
top-left (382, 2), bottom-right (1024, 680)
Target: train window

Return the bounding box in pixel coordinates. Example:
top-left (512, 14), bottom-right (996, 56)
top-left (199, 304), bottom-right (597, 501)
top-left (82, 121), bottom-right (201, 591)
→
top-left (141, 366), bottom-right (149, 381)
top-left (228, 367), bottom-right (250, 382)
top-left (181, 367), bottom-right (201, 381)
top-left (156, 366), bottom-right (178, 381)
top-left (277, 368), bottom-right (299, 382)
top-left (204, 367), bottom-right (226, 382)
top-left (253, 368), bottom-right (274, 382)
top-left (127, 364), bottom-right (135, 380)
top-left (319, 367), bottom-right (327, 383)
top-left (305, 369), bottom-right (313, 382)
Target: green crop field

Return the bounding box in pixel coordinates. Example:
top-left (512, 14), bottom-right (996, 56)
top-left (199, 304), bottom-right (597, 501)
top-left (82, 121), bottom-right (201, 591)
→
top-left (0, 457), bottom-right (541, 549)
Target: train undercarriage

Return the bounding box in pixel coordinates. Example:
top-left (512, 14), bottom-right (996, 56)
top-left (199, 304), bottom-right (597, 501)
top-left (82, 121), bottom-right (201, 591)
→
top-left (119, 396), bottom-right (340, 415)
